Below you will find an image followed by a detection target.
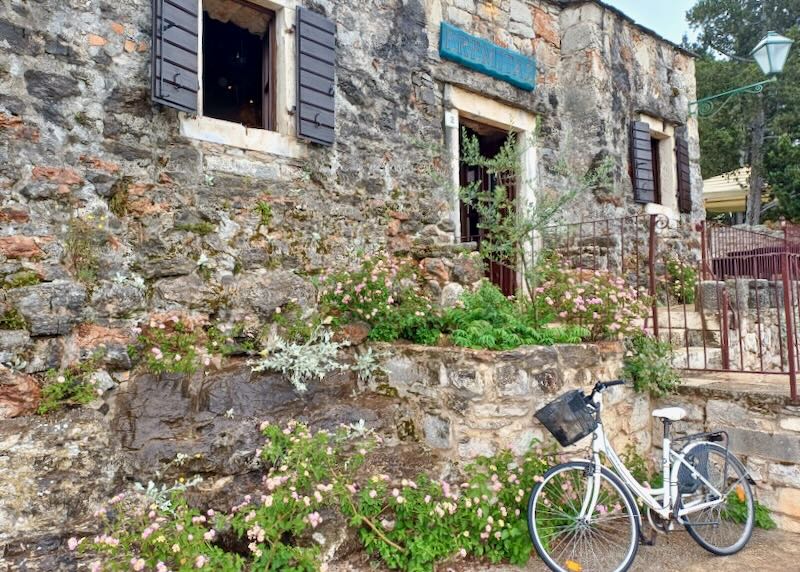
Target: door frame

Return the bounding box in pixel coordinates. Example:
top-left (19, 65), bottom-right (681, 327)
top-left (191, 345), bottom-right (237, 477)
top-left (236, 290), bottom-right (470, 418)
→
top-left (443, 84), bottom-right (538, 294)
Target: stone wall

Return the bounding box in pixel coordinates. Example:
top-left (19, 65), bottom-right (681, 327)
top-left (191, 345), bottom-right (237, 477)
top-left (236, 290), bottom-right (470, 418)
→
top-left (0, 0), bottom-right (701, 375)
top-left (654, 386), bottom-right (800, 533)
top-left (372, 340), bottom-right (652, 458)
top-left (0, 341), bottom-right (653, 565)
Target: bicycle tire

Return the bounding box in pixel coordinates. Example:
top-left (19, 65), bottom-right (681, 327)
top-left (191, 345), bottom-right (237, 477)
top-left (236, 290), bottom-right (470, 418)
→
top-left (677, 443), bottom-right (755, 556)
top-left (527, 461), bottom-right (641, 572)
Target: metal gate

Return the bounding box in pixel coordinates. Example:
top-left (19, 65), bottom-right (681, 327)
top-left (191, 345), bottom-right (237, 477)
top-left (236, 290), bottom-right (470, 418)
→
top-left (537, 215), bottom-right (799, 401)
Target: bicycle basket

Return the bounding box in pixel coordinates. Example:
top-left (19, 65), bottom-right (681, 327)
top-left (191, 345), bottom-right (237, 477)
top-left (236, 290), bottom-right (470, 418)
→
top-left (534, 389), bottom-right (597, 447)
top-left (677, 446), bottom-right (710, 495)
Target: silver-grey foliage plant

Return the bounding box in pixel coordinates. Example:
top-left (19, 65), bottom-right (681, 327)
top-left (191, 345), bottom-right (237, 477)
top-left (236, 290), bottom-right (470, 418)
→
top-left (250, 327), bottom-right (349, 393)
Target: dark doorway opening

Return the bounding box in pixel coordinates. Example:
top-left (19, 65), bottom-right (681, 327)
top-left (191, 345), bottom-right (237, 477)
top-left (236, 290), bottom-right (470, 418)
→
top-left (458, 119), bottom-right (518, 296)
top-left (202, 0), bottom-right (275, 130)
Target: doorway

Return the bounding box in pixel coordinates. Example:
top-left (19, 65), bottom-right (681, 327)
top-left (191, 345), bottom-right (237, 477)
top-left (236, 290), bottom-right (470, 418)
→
top-left (458, 119), bottom-right (518, 296)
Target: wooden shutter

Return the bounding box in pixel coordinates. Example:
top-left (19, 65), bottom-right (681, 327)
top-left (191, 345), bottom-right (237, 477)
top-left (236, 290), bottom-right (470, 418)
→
top-left (630, 121), bottom-right (655, 204)
top-left (296, 7), bottom-right (335, 145)
top-left (676, 131), bottom-right (692, 214)
top-left (152, 0), bottom-right (199, 113)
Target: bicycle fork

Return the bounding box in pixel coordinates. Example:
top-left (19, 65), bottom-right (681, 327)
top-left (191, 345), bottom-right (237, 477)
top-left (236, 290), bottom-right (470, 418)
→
top-left (577, 454), bottom-right (603, 521)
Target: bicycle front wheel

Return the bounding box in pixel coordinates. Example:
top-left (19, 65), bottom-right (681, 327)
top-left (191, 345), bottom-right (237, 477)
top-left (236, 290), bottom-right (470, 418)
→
top-left (528, 461), bottom-right (640, 572)
top-left (677, 443), bottom-right (754, 555)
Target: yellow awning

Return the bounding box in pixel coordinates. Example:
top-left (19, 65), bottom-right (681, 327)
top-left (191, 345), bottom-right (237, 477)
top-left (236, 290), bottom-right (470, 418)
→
top-left (703, 167), bottom-right (770, 214)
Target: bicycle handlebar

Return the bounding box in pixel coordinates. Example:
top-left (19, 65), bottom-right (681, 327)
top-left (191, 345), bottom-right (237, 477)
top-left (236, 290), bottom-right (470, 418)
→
top-left (587, 379), bottom-right (625, 401)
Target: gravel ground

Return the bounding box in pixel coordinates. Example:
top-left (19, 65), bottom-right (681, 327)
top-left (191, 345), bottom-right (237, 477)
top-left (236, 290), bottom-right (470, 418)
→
top-left (331, 528), bottom-right (800, 571)
top-left (459, 528), bottom-right (800, 572)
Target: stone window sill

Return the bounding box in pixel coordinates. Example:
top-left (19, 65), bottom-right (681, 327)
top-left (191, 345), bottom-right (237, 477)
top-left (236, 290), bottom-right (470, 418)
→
top-left (179, 114), bottom-right (307, 159)
top-left (645, 202), bottom-right (680, 225)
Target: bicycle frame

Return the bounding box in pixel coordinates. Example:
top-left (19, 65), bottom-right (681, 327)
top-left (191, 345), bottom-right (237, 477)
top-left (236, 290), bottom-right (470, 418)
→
top-left (577, 392), bottom-right (727, 522)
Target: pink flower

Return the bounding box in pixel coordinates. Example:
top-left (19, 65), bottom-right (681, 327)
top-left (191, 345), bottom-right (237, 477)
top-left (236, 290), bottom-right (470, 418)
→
top-left (130, 558), bottom-right (145, 571)
top-left (67, 537), bottom-right (79, 551)
top-left (203, 529), bottom-right (216, 541)
top-left (195, 555), bottom-right (208, 568)
top-left (308, 511), bottom-right (322, 528)
top-left (90, 562), bottom-right (102, 572)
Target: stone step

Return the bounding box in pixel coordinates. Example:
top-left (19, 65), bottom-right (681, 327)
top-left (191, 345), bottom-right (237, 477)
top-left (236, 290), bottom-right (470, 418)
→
top-left (657, 328), bottom-right (722, 349)
top-left (655, 306), bottom-right (720, 330)
top-left (671, 346), bottom-right (723, 369)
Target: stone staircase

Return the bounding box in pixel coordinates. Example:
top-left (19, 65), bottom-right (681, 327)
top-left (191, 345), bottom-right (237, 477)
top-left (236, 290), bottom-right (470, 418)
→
top-left (654, 305), bottom-right (724, 369)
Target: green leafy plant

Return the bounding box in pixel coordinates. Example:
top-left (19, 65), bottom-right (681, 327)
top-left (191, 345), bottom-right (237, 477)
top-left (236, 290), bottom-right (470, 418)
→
top-left (445, 282), bottom-right (588, 350)
top-left (256, 200), bottom-right (273, 227)
top-left (3, 270), bottom-right (41, 289)
top-left (0, 307), bottom-right (27, 330)
top-left (64, 215), bottom-right (108, 286)
top-left (38, 352), bottom-right (104, 414)
top-left (207, 322), bottom-right (258, 356)
top-left (622, 332), bottom-right (681, 397)
top-left (250, 327), bottom-right (348, 392)
top-left (724, 493), bottom-right (776, 530)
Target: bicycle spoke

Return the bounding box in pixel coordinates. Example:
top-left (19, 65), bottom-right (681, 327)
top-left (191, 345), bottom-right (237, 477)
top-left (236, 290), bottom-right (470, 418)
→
top-left (530, 464), bottom-right (637, 572)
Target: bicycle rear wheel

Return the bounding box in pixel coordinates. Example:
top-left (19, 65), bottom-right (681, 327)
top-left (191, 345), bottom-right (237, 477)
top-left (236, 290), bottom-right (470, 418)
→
top-left (528, 461), bottom-right (640, 572)
top-left (677, 443), bottom-right (754, 555)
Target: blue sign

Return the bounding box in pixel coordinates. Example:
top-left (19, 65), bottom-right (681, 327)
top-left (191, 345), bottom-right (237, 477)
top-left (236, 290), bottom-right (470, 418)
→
top-left (439, 22), bottom-right (537, 92)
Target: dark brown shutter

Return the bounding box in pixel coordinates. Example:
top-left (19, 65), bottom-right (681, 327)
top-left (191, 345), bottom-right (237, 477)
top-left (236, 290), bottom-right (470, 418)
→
top-left (152, 0), bottom-right (199, 113)
top-left (296, 7), bottom-right (335, 146)
top-left (630, 121), bottom-right (655, 204)
top-left (676, 131), bottom-right (692, 214)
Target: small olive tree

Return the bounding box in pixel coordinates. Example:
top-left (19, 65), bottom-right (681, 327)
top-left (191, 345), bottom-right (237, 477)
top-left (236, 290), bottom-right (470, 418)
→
top-left (458, 128), bottom-right (615, 304)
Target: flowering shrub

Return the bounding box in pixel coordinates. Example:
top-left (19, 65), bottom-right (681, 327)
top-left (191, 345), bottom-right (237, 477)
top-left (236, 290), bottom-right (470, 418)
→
top-left (665, 258), bottom-right (697, 304)
top-left (37, 352), bottom-right (105, 414)
top-left (532, 254), bottom-right (649, 341)
top-left (76, 421), bottom-right (566, 572)
top-left (317, 255), bottom-right (440, 345)
top-left (128, 315), bottom-right (222, 375)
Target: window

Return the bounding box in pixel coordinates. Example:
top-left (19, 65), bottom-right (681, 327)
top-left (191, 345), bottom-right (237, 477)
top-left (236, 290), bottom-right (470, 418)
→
top-left (650, 135), bottom-right (662, 205)
top-left (202, 0), bottom-right (275, 131)
top-left (152, 0), bottom-right (337, 151)
top-left (630, 116), bottom-right (691, 214)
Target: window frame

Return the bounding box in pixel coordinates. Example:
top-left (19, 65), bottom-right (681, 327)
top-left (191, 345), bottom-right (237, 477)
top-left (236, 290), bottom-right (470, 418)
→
top-left (638, 114), bottom-right (679, 216)
top-left (179, 0), bottom-right (306, 158)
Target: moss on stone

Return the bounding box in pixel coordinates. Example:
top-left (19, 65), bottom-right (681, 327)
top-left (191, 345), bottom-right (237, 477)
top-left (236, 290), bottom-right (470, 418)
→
top-left (175, 221), bottom-right (216, 236)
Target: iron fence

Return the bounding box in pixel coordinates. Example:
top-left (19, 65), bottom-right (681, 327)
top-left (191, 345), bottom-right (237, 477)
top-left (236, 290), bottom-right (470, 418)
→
top-left (516, 216), bottom-right (800, 401)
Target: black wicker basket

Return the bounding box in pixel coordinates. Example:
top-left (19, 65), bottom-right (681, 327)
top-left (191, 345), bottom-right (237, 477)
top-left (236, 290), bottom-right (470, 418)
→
top-left (534, 390), bottom-right (597, 447)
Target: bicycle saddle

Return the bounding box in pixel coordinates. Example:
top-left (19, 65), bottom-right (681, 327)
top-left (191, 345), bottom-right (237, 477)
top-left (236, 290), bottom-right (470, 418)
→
top-left (651, 407), bottom-right (687, 421)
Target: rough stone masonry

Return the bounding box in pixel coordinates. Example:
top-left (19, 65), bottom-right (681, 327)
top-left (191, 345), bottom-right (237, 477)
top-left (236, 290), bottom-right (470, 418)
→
top-left (0, 0), bottom-right (702, 375)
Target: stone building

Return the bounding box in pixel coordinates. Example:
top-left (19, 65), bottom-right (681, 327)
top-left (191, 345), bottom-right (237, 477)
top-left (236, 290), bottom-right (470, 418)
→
top-left (0, 0), bottom-right (702, 370)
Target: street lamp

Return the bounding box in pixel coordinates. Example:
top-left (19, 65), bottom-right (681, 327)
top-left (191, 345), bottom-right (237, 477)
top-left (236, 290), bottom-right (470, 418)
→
top-left (751, 31), bottom-right (794, 76)
top-left (689, 31), bottom-right (794, 117)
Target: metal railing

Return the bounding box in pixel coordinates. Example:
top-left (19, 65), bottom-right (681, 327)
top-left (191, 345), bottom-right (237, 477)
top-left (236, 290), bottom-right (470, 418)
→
top-left (521, 216), bottom-right (799, 401)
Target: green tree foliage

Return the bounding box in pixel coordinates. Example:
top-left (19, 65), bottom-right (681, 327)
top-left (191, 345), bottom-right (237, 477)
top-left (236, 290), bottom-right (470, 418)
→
top-left (687, 1), bottom-right (800, 220)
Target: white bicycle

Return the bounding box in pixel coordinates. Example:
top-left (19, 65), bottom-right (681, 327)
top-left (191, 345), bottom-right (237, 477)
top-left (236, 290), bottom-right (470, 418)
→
top-left (528, 380), bottom-right (755, 572)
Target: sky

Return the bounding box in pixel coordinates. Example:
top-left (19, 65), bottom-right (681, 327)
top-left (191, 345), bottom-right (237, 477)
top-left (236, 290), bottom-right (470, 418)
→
top-left (604, 0), bottom-right (697, 45)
